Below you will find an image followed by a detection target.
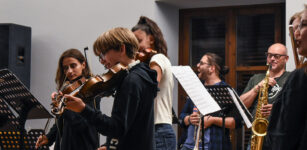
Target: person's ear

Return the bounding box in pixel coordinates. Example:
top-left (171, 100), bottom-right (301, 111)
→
top-left (285, 55), bottom-right (289, 62)
top-left (209, 65), bottom-right (215, 73)
top-left (81, 61), bottom-right (86, 70)
top-left (149, 35), bottom-right (154, 45)
top-left (120, 44), bottom-right (126, 55)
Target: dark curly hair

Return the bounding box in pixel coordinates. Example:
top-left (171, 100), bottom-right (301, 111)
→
top-left (132, 16), bottom-right (168, 56)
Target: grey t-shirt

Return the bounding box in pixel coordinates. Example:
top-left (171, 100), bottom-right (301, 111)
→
top-left (242, 71), bottom-right (291, 117)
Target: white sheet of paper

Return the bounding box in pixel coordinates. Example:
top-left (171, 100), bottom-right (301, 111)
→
top-left (171, 66), bottom-right (221, 115)
top-left (227, 87), bottom-right (252, 128)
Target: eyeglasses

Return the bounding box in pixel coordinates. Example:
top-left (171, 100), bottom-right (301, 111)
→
top-left (265, 52), bottom-right (287, 59)
top-left (98, 52), bottom-right (105, 62)
top-left (298, 19), bottom-right (307, 31)
top-left (199, 61), bottom-right (211, 66)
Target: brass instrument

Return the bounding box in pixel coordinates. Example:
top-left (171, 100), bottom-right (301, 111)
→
top-left (193, 116), bottom-right (202, 150)
top-left (250, 65), bottom-right (270, 150)
top-left (289, 25), bottom-right (301, 68)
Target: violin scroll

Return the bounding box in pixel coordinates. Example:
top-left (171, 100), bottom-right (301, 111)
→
top-left (136, 48), bottom-right (157, 64)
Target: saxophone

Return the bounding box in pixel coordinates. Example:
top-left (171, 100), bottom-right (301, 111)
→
top-left (250, 64), bottom-right (270, 150)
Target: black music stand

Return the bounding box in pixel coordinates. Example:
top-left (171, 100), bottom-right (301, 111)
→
top-left (200, 84), bottom-right (253, 150)
top-left (0, 69), bottom-right (52, 150)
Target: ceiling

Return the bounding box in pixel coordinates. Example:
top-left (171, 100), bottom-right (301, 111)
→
top-left (155, 0), bottom-right (284, 9)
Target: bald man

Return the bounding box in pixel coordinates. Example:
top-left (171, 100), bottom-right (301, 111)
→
top-left (240, 43), bottom-right (291, 150)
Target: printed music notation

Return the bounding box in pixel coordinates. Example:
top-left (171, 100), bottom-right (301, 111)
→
top-left (171, 66), bottom-right (221, 115)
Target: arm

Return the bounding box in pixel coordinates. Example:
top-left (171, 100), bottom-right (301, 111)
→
top-left (150, 62), bottom-right (162, 84)
top-left (240, 75), bottom-right (263, 108)
top-left (203, 116), bottom-right (235, 129)
top-left (65, 75), bottom-right (143, 137)
top-left (240, 84), bottom-right (260, 108)
top-left (179, 98), bottom-right (194, 128)
top-left (35, 123), bottom-right (58, 148)
top-left (45, 122), bottom-right (58, 145)
top-left (240, 76), bottom-right (277, 108)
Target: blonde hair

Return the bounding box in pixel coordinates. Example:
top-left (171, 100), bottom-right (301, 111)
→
top-left (93, 27), bottom-right (139, 59)
top-left (289, 11), bottom-right (303, 25)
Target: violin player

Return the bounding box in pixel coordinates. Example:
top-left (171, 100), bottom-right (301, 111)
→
top-left (35, 49), bottom-right (100, 150)
top-left (132, 16), bottom-right (176, 150)
top-left (64, 27), bottom-right (158, 150)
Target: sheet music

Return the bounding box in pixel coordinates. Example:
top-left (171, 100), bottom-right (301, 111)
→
top-left (171, 66), bottom-right (220, 115)
top-left (227, 87), bottom-right (252, 128)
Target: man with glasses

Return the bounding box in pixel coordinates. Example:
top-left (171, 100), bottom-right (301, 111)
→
top-left (240, 43), bottom-right (291, 150)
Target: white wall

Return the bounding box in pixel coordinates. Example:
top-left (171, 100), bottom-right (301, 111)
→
top-left (285, 0), bottom-right (306, 71)
top-left (0, 0), bottom-right (179, 145)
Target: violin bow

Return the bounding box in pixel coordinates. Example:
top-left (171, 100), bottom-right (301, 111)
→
top-left (83, 47), bottom-right (92, 74)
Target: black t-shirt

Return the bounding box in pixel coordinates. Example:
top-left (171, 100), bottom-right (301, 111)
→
top-left (242, 71), bottom-right (291, 117)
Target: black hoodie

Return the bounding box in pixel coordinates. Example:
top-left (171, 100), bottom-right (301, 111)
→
top-left (80, 62), bottom-right (158, 150)
top-left (46, 98), bottom-right (100, 150)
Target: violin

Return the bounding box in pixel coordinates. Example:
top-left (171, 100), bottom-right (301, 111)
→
top-left (136, 48), bottom-right (157, 64)
top-left (78, 63), bottom-right (128, 100)
top-left (51, 77), bottom-right (87, 115)
top-left (51, 64), bottom-right (128, 116)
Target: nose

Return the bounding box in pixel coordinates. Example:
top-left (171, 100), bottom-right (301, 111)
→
top-left (99, 58), bottom-right (106, 65)
top-left (66, 67), bottom-right (73, 74)
top-left (294, 28), bottom-right (301, 40)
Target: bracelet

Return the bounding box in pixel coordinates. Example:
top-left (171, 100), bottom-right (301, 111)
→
top-left (188, 115), bottom-right (192, 125)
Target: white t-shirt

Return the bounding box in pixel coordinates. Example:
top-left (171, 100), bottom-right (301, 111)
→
top-left (150, 54), bottom-right (174, 125)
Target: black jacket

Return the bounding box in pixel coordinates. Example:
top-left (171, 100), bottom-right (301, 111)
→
top-left (267, 68), bottom-right (307, 150)
top-left (46, 98), bottom-right (100, 150)
top-left (80, 62), bottom-right (158, 150)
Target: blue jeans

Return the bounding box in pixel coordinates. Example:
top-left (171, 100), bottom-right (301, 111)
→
top-left (180, 145), bottom-right (193, 150)
top-left (247, 143), bottom-right (251, 150)
top-left (155, 124), bottom-right (176, 150)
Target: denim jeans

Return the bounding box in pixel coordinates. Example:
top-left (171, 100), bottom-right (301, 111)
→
top-left (247, 143), bottom-right (251, 150)
top-left (155, 124), bottom-right (176, 150)
top-left (180, 145), bottom-right (193, 150)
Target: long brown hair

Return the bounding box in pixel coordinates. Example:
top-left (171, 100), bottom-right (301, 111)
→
top-left (132, 16), bottom-right (168, 56)
top-left (55, 49), bottom-right (91, 90)
top-left (300, 5), bottom-right (307, 74)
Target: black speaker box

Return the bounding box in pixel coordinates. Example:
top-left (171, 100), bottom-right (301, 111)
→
top-left (0, 23), bottom-right (31, 89)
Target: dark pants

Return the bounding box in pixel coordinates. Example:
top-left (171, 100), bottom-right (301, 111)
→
top-left (180, 145), bottom-right (193, 150)
top-left (155, 124), bottom-right (176, 150)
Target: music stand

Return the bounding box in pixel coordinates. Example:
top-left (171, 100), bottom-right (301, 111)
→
top-left (203, 84), bottom-right (253, 150)
top-left (0, 69), bottom-right (52, 150)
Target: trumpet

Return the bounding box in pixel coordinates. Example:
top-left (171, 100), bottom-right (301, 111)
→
top-left (193, 116), bottom-right (202, 150)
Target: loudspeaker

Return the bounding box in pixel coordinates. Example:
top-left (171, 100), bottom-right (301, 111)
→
top-left (0, 23), bottom-right (31, 89)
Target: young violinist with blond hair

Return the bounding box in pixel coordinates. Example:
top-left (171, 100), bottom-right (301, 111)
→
top-left (35, 49), bottom-right (100, 150)
top-left (65, 27), bottom-right (158, 150)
